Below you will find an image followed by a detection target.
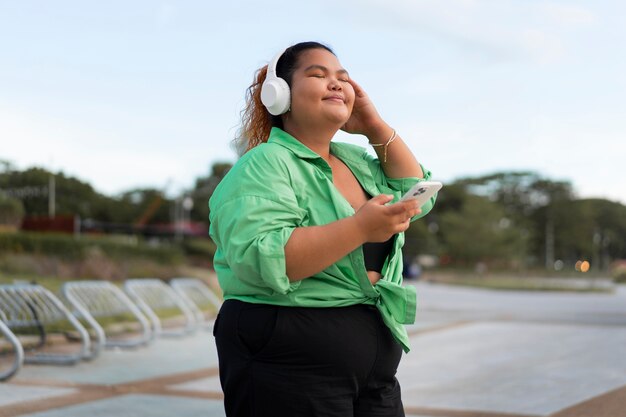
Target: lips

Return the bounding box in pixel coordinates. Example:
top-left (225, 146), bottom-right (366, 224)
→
top-left (323, 95), bottom-right (345, 103)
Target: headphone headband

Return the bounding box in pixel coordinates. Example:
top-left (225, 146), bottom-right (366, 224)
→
top-left (266, 48), bottom-right (286, 78)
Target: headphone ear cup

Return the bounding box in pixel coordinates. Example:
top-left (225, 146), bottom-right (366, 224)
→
top-left (261, 76), bottom-right (291, 116)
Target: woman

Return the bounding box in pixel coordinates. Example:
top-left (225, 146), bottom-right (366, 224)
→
top-left (209, 41), bottom-right (437, 417)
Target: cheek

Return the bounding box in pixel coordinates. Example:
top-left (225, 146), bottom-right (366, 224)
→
top-left (290, 83), bottom-right (319, 109)
top-left (345, 85), bottom-right (356, 105)
top-left (346, 92), bottom-right (356, 113)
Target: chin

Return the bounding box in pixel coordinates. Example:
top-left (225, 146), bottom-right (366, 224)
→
top-left (325, 111), bottom-right (351, 126)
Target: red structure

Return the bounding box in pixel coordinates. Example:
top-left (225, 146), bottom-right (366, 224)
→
top-left (21, 215), bottom-right (79, 234)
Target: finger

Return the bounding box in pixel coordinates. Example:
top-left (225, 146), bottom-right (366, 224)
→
top-left (385, 203), bottom-right (410, 216)
top-left (348, 78), bottom-right (366, 98)
top-left (393, 219), bottom-right (411, 234)
top-left (400, 198), bottom-right (421, 208)
top-left (387, 200), bottom-right (419, 214)
top-left (408, 207), bottom-right (422, 218)
top-left (370, 194), bottom-right (394, 206)
top-left (386, 209), bottom-right (412, 225)
top-left (399, 206), bottom-right (421, 222)
top-left (399, 211), bottom-right (420, 224)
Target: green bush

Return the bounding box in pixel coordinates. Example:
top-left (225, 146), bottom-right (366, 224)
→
top-left (0, 194), bottom-right (24, 227)
top-left (0, 232), bottom-right (184, 264)
top-left (181, 238), bottom-right (216, 258)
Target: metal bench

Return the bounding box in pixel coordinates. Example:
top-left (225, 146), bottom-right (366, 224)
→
top-left (0, 313), bottom-right (24, 381)
top-left (61, 281), bottom-right (152, 349)
top-left (169, 277), bottom-right (222, 328)
top-left (0, 284), bottom-right (91, 366)
top-left (124, 279), bottom-right (197, 337)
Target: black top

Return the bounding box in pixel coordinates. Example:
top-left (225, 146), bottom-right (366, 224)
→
top-left (362, 236), bottom-right (394, 273)
top-left (359, 189), bottom-right (395, 273)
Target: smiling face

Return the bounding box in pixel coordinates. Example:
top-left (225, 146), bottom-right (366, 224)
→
top-left (285, 48), bottom-right (355, 130)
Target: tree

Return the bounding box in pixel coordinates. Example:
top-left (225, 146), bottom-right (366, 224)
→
top-left (189, 162), bottom-right (232, 224)
top-left (438, 194), bottom-right (527, 268)
top-left (546, 199), bottom-right (626, 270)
top-left (0, 167), bottom-right (107, 218)
top-left (117, 188), bottom-right (172, 224)
top-left (0, 167), bottom-right (173, 226)
top-left (451, 172), bottom-right (576, 268)
top-left (585, 199), bottom-right (626, 266)
top-left (0, 159), bottom-right (15, 173)
top-left (0, 194), bottom-right (24, 228)
top-left (455, 172), bottom-right (573, 219)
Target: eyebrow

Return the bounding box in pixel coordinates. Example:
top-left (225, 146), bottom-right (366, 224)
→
top-left (303, 64), bottom-right (350, 77)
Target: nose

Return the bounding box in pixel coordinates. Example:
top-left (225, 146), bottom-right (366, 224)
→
top-left (329, 77), bottom-right (342, 91)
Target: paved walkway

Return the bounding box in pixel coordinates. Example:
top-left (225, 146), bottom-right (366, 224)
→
top-left (2, 281), bottom-right (625, 417)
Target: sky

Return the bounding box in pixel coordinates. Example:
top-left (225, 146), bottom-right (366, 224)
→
top-left (1, 0), bottom-right (625, 204)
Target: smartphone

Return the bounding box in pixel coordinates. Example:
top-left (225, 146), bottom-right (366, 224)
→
top-left (399, 181), bottom-right (443, 206)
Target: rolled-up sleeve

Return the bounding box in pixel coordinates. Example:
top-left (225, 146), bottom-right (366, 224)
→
top-left (368, 157), bottom-right (437, 221)
top-left (386, 167), bottom-right (437, 221)
top-left (210, 195), bottom-right (307, 295)
top-left (385, 165), bottom-right (432, 194)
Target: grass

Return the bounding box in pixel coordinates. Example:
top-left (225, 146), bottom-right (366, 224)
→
top-left (0, 273), bottom-right (69, 293)
top-left (422, 271), bottom-right (615, 293)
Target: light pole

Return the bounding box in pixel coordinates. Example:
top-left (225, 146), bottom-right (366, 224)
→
top-left (182, 196), bottom-right (193, 235)
top-left (175, 195), bottom-right (194, 241)
top-left (48, 172), bottom-right (56, 218)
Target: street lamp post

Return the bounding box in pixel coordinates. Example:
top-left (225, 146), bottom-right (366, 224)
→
top-left (48, 172), bottom-right (56, 218)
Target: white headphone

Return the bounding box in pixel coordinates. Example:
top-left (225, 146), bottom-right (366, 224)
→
top-left (261, 49), bottom-right (291, 116)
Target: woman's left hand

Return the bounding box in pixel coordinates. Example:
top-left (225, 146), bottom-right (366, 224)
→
top-left (342, 79), bottom-right (390, 140)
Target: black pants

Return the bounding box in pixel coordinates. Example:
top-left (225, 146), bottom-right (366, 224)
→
top-left (213, 300), bottom-right (405, 417)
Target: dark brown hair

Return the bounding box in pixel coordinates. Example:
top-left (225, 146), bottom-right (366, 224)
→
top-left (234, 41), bottom-right (334, 153)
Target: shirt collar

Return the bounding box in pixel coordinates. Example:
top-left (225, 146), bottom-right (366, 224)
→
top-left (267, 127), bottom-right (370, 169)
top-left (267, 127), bottom-right (323, 161)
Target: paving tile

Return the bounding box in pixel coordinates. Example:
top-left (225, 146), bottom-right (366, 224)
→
top-left (399, 321), bottom-right (626, 416)
top-left (0, 385), bottom-right (77, 408)
top-left (13, 331), bottom-right (217, 385)
top-left (17, 394), bottom-right (226, 417)
top-left (169, 375), bottom-right (222, 393)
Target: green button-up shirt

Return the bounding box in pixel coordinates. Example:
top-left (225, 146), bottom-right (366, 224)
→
top-left (209, 127), bottom-right (436, 352)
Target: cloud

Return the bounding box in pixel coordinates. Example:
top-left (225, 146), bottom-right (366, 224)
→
top-left (349, 0), bottom-right (517, 61)
top-left (337, 0), bottom-right (597, 65)
top-left (538, 3), bottom-right (598, 27)
top-left (518, 29), bottom-right (566, 64)
top-left (516, 3), bottom-right (597, 64)
top-left (155, 1), bottom-right (176, 27)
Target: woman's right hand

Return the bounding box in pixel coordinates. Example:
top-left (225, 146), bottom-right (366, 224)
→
top-left (353, 194), bottom-right (421, 242)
